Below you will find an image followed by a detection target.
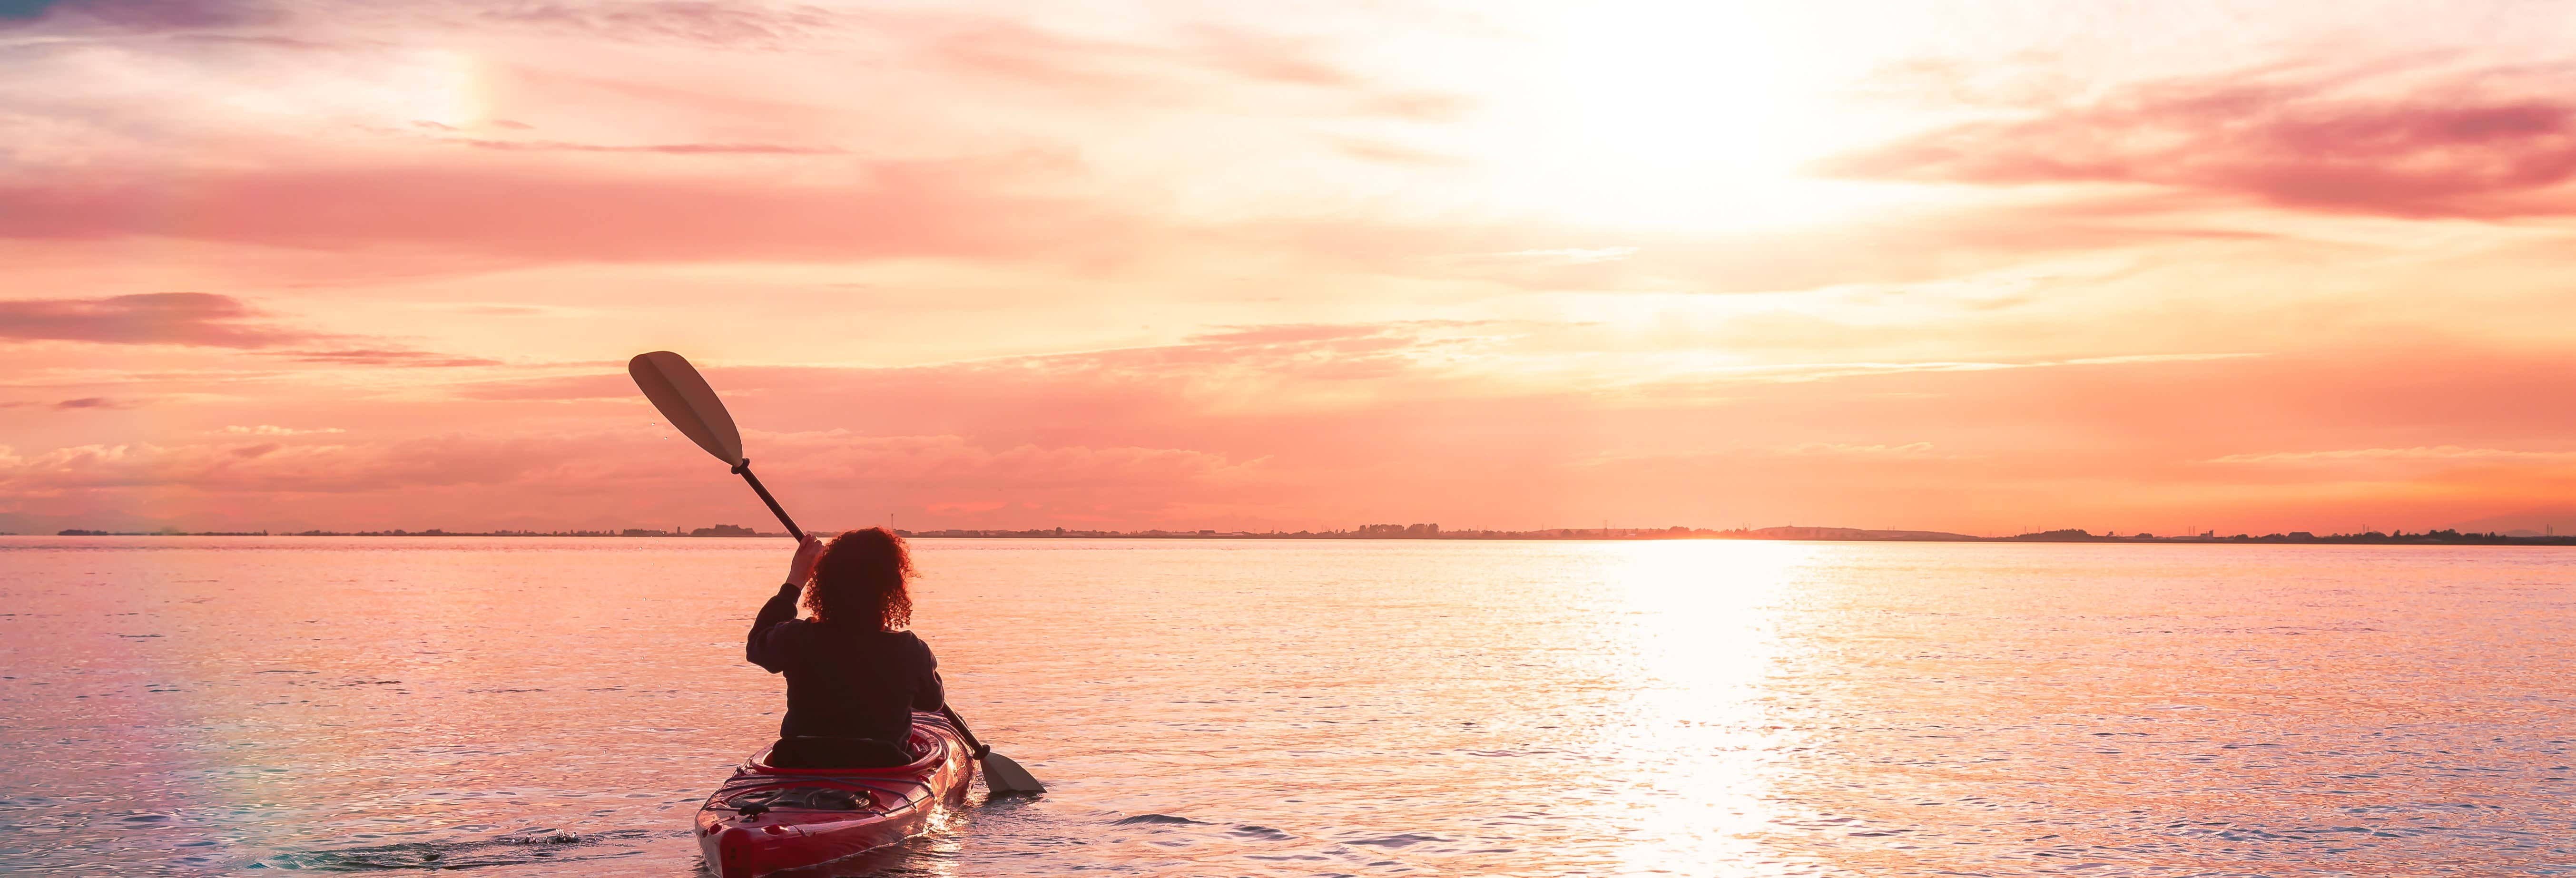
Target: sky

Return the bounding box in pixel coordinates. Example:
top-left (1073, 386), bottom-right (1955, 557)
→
top-left (6, 0), bottom-right (2576, 537)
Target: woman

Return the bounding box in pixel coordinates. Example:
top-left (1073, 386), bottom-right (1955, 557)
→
top-left (747, 527), bottom-right (945, 769)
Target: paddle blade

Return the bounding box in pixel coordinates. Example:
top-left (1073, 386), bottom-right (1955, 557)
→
top-left (628, 351), bottom-right (746, 466)
top-left (980, 751), bottom-right (1046, 796)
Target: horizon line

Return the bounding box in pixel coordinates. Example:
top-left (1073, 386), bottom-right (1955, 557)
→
top-left (27, 523), bottom-right (2576, 546)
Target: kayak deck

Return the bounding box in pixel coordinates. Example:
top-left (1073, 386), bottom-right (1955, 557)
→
top-left (695, 712), bottom-right (976, 878)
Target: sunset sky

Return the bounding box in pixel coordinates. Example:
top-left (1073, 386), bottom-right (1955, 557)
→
top-left (7, 0), bottom-right (2576, 536)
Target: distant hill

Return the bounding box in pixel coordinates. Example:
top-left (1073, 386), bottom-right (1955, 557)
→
top-left (1747, 526), bottom-right (1981, 542)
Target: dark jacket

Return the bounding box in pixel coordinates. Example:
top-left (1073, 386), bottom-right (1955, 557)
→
top-left (747, 583), bottom-right (944, 745)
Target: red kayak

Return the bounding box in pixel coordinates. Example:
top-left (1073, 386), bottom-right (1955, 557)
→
top-left (695, 712), bottom-right (977, 878)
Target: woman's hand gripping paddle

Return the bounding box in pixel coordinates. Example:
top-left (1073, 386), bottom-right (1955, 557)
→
top-left (626, 350), bottom-right (1047, 796)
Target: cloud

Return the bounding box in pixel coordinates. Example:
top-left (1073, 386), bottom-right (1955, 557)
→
top-left (0, 293), bottom-right (310, 348)
top-left (1573, 442), bottom-right (1950, 469)
top-left (1819, 59), bottom-right (2576, 218)
top-left (846, 12), bottom-right (1467, 119)
top-left (218, 424), bottom-right (345, 436)
top-left (0, 436), bottom-right (573, 494)
top-left (449, 321), bottom-right (2254, 440)
top-left (1179, 320), bottom-right (1492, 346)
top-left (0, 429), bottom-right (1266, 533)
top-left (54, 396), bottom-right (122, 409)
top-left (986, 320), bottom-right (1504, 389)
top-left (0, 0), bottom-right (271, 29)
top-left (761, 432), bottom-right (1262, 490)
top-left (1329, 137), bottom-right (1465, 166)
top-left (1666, 352), bottom-right (2261, 386)
top-left (1187, 28), bottom-right (1358, 88)
top-left (451, 139), bottom-right (843, 155)
top-left (0, 294), bottom-right (502, 367)
top-left (1291, 194), bottom-right (2271, 297)
top-left (922, 20), bottom-right (1357, 93)
top-left (0, 158), bottom-right (1136, 262)
top-left (165, 32), bottom-right (338, 49)
top-left (487, 1), bottom-right (836, 46)
top-left (1472, 247), bottom-right (1640, 265)
top-left (475, 3), bottom-right (1464, 120)
top-left (2210, 446), bottom-right (2576, 465)
top-left (1776, 441), bottom-right (1943, 458)
top-left (274, 349), bottom-right (503, 367)
top-left (450, 320), bottom-right (1506, 421)
top-left (422, 303), bottom-right (572, 317)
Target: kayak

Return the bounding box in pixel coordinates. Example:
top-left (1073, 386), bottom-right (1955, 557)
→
top-left (695, 711), bottom-right (978, 878)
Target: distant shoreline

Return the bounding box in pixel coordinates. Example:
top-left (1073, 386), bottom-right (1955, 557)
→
top-left (27, 526), bottom-right (2576, 546)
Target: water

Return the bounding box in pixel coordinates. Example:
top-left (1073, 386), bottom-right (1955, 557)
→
top-left (3, 537), bottom-right (2571, 876)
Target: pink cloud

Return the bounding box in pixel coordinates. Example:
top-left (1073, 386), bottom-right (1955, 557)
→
top-left (0, 436), bottom-right (561, 494)
top-left (275, 349), bottom-right (503, 368)
top-left (879, 15), bottom-right (1464, 117)
top-left (1819, 60), bottom-right (2576, 218)
top-left (450, 321), bottom-right (1495, 409)
top-left (489, 1), bottom-right (836, 46)
top-left (0, 157), bottom-right (1136, 262)
top-left (473, 4), bottom-right (1463, 122)
top-left (0, 293), bottom-right (505, 370)
top-left (0, 293), bottom-right (309, 347)
top-left (449, 139), bottom-right (844, 155)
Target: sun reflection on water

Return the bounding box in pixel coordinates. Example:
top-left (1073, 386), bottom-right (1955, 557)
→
top-left (1578, 540), bottom-right (1826, 875)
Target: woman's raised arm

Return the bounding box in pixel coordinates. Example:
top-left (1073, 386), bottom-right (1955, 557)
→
top-left (746, 534), bottom-right (825, 671)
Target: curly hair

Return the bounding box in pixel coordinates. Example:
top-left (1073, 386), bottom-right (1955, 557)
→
top-left (803, 527), bottom-right (915, 631)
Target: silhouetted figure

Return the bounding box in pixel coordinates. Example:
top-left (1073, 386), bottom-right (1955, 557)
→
top-left (747, 527), bottom-right (944, 768)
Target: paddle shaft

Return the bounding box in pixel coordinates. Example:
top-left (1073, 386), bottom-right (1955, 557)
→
top-left (939, 705), bottom-right (993, 758)
top-left (730, 460), bottom-right (805, 541)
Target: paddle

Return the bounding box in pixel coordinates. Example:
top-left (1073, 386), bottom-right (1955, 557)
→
top-left (628, 350), bottom-right (1047, 796)
top-left (937, 706), bottom-right (1047, 794)
top-left (628, 351), bottom-right (803, 540)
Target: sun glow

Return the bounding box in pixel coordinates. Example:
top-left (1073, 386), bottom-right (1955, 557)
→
top-left (1463, 1), bottom-right (1895, 230)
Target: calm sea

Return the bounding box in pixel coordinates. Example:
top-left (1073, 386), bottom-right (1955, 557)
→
top-left (3, 537), bottom-right (2570, 876)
